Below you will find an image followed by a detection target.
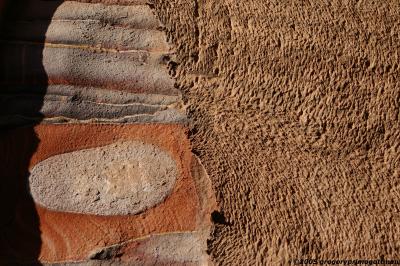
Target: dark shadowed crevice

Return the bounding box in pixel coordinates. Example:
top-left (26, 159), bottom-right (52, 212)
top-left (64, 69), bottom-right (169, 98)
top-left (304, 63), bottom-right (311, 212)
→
top-left (0, 0), bottom-right (62, 264)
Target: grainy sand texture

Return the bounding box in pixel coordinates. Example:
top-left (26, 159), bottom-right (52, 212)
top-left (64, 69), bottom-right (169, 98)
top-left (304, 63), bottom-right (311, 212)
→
top-left (0, 0), bottom-right (399, 265)
top-left (152, 0), bottom-right (400, 265)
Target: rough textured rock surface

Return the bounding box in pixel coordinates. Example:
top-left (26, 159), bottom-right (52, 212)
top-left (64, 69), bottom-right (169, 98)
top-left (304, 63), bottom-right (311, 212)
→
top-left (2, 85), bottom-right (186, 125)
top-left (1, 0), bottom-right (399, 265)
top-left (152, 0), bottom-right (400, 265)
top-left (84, 232), bottom-right (208, 265)
top-left (0, 0), bottom-right (216, 265)
top-left (1, 124), bottom-right (215, 263)
top-left (1, 0), bottom-right (182, 125)
top-left (46, 233), bottom-right (207, 265)
top-left (30, 140), bottom-right (178, 215)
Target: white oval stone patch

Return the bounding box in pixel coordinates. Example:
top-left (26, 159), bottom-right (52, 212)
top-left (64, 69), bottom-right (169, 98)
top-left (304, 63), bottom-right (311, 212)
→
top-left (29, 141), bottom-right (177, 215)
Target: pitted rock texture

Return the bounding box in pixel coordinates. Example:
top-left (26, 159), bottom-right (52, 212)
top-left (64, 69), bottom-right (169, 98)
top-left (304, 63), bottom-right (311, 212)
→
top-left (153, 0), bottom-right (400, 265)
top-left (30, 141), bottom-right (177, 215)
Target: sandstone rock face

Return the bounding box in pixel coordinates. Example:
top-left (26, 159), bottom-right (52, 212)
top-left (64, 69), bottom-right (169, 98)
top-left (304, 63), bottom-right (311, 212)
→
top-left (0, 0), bottom-right (215, 265)
top-left (86, 232), bottom-right (207, 265)
top-left (28, 124), bottom-right (213, 263)
top-left (30, 140), bottom-right (178, 215)
top-left (1, 0), bottom-right (181, 125)
top-left (3, 85), bottom-right (186, 125)
top-left (3, 0), bottom-right (398, 265)
top-left (152, 0), bottom-right (400, 265)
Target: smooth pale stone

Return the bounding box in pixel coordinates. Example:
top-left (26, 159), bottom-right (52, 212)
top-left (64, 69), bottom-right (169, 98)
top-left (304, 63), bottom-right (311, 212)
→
top-left (29, 141), bottom-right (177, 215)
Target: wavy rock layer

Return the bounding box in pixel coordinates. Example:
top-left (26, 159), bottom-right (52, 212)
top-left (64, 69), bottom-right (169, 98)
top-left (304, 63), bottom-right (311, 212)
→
top-left (0, 0), bottom-right (215, 265)
top-left (0, 0), bottom-right (181, 125)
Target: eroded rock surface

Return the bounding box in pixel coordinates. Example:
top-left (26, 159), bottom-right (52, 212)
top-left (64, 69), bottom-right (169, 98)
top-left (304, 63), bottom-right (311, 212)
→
top-left (4, 0), bottom-right (398, 265)
top-left (152, 0), bottom-right (400, 265)
top-left (30, 141), bottom-right (177, 215)
top-left (0, 0), bottom-right (215, 265)
top-left (29, 124), bottom-right (214, 263)
top-left (0, 0), bottom-right (182, 125)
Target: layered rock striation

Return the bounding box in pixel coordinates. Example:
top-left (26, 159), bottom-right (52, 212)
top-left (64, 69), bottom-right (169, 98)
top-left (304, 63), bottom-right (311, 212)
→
top-left (0, 0), bottom-right (215, 264)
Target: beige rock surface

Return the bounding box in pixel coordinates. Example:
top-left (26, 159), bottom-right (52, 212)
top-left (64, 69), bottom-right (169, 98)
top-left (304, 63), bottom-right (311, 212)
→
top-left (49, 232), bottom-right (208, 265)
top-left (29, 140), bottom-right (178, 215)
top-left (1, 0), bottom-right (399, 264)
top-left (153, 0), bottom-right (400, 264)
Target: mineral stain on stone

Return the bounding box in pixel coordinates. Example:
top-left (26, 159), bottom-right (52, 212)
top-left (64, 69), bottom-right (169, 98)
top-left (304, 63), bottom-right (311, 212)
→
top-left (29, 141), bottom-right (177, 215)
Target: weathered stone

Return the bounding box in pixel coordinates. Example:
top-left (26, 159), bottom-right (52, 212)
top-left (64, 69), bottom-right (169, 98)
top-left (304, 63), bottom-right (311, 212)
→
top-left (1, 44), bottom-right (175, 95)
top-left (27, 124), bottom-right (213, 262)
top-left (7, 20), bottom-right (169, 51)
top-left (0, 0), bottom-right (215, 265)
top-left (86, 232), bottom-right (209, 265)
top-left (30, 141), bottom-right (178, 215)
top-left (21, 1), bottom-right (162, 29)
top-left (153, 0), bottom-right (400, 264)
top-left (0, 85), bottom-right (186, 125)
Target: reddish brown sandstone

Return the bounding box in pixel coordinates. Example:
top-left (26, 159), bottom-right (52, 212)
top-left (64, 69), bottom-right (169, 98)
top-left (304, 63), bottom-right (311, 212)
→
top-left (0, 124), bottom-right (214, 263)
top-left (0, 0), bottom-right (215, 264)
